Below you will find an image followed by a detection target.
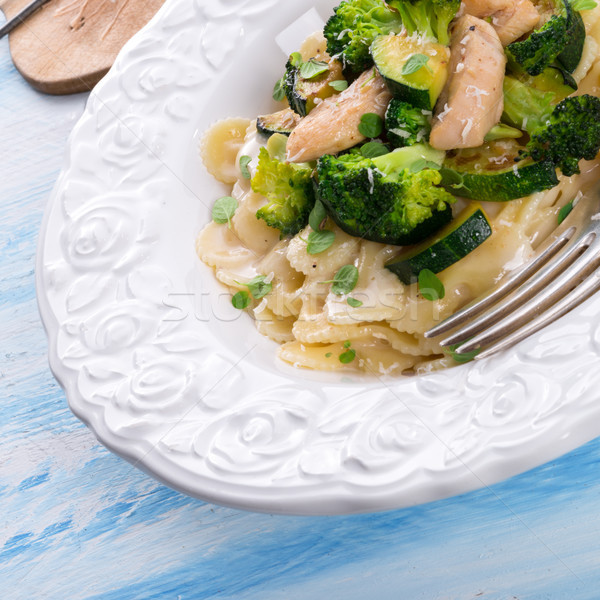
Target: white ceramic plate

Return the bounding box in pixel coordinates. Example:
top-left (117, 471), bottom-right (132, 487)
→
top-left (37, 0), bottom-right (600, 515)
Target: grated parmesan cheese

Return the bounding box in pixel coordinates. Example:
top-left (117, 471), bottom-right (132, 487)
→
top-left (254, 298), bottom-right (268, 315)
top-left (465, 85), bottom-right (490, 109)
top-left (390, 128), bottom-right (411, 139)
top-left (455, 62), bottom-right (465, 73)
top-left (513, 164), bottom-right (521, 178)
top-left (437, 103), bottom-right (452, 122)
top-left (367, 168), bottom-right (375, 195)
top-left (461, 118), bottom-right (473, 143)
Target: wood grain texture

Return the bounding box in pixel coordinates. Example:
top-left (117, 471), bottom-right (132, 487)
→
top-left (2, 19), bottom-right (600, 599)
top-left (0, 0), bottom-right (163, 94)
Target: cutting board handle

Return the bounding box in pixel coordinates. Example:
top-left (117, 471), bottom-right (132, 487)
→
top-left (0, 0), bottom-right (164, 94)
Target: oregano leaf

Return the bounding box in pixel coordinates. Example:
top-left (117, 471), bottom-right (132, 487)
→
top-left (232, 291), bottom-right (250, 309)
top-left (239, 155), bottom-right (252, 179)
top-left (418, 269), bottom-right (445, 301)
top-left (309, 200), bottom-right (328, 231)
top-left (307, 230), bottom-right (335, 254)
top-left (358, 113), bottom-right (383, 138)
top-left (212, 196), bottom-right (238, 225)
top-left (402, 54), bottom-right (430, 75)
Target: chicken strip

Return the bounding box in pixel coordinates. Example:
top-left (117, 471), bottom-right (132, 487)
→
top-left (429, 15), bottom-right (506, 151)
top-left (286, 69), bottom-right (392, 163)
top-left (461, 0), bottom-right (540, 46)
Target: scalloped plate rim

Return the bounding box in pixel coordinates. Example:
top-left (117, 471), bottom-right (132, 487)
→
top-left (35, 0), bottom-right (600, 515)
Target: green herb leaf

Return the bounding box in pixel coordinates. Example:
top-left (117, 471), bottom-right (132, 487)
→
top-left (329, 79), bottom-right (349, 92)
top-left (273, 77), bottom-right (286, 102)
top-left (402, 54), bottom-right (430, 76)
top-left (307, 230), bottom-right (336, 254)
top-left (309, 199), bottom-right (328, 231)
top-left (558, 201), bottom-right (574, 224)
top-left (445, 343), bottom-right (481, 364)
top-left (343, 340), bottom-right (351, 348)
top-left (245, 275), bottom-right (272, 300)
top-left (418, 269), bottom-right (445, 301)
top-left (339, 348), bottom-right (356, 364)
top-left (212, 196), bottom-right (238, 225)
top-left (325, 352), bottom-right (333, 358)
top-left (289, 52), bottom-right (303, 67)
top-left (410, 158), bottom-right (441, 173)
top-left (232, 291), bottom-right (251, 309)
top-left (324, 265), bottom-right (359, 295)
top-left (347, 297), bottom-right (363, 308)
top-left (571, 0), bottom-right (596, 10)
top-left (360, 141), bottom-right (389, 158)
top-left (439, 167), bottom-right (469, 191)
top-left (358, 113), bottom-right (383, 138)
top-left (300, 58), bottom-right (329, 79)
top-left (239, 155), bottom-right (252, 179)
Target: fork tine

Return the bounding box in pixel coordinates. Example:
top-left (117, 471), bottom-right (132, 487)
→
top-left (424, 227), bottom-right (577, 339)
top-left (469, 267), bottom-right (600, 360)
top-left (451, 241), bottom-right (600, 355)
top-left (435, 228), bottom-right (592, 346)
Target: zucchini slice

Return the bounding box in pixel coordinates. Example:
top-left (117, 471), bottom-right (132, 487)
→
top-left (558, 6), bottom-right (586, 72)
top-left (385, 203), bottom-right (493, 284)
top-left (284, 59), bottom-right (344, 117)
top-left (371, 34), bottom-right (450, 110)
top-left (257, 108), bottom-right (301, 138)
top-left (439, 140), bottom-right (559, 201)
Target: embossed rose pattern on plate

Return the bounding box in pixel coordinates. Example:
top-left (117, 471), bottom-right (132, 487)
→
top-left (37, 0), bottom-right (600, 515)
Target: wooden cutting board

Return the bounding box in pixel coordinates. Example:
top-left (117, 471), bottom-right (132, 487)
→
top-left (0, 0), bottom-right (164, 94)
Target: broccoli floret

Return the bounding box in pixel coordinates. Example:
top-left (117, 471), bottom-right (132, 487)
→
top-left (506, 0), bottom-right (582, 76)
top-left (524, 95), bottom-right (600, 176)
top-left (251, 147), bottom-right (315, 236)
top-left (507, 20), bottom-right (567, 77)
top-left (388, 0), bottom-right (461, 46)
top-left (504, 77), bottom-right (600, 176)
top-left (315, 144), bottom-right (454, 245)
top-left (323, 0), bottom-right (404, 74)
top-left (385, 99), bottom-right (431, 147)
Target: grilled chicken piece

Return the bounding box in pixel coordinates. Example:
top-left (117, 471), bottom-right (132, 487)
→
top-left (461, 0), bottom-right (540, 46)
top-left (429, 15), bottom-right (506, 151)
top-left (286, 69), bottom-right (392, 163)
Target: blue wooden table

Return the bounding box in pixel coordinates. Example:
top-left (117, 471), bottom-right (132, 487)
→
top-left (2, 24), bottom-right (600, 600)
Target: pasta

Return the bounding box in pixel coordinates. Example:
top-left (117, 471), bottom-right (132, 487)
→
top-left (196, 4), bottom-right (600, 376)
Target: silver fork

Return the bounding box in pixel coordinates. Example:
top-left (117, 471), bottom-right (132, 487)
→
top-left (424, 192), bottom-right (600, 360)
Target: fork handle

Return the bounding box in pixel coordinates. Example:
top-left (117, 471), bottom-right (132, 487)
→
top-left (0, 0), bottom-right (51, 40)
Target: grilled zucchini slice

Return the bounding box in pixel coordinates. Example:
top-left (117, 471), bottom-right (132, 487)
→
top-left (371, 34), bottom-right (450, 110)
top-left (385, 203), bottom-right (493, 284)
